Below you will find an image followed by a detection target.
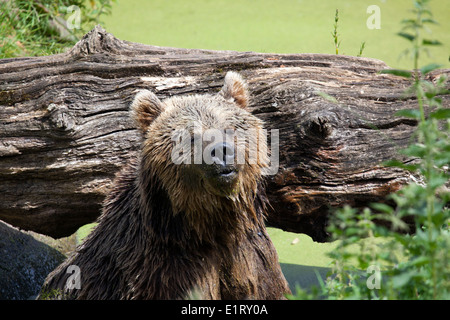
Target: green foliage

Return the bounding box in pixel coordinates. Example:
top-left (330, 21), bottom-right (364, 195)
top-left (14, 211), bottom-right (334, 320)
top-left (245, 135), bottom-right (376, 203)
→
top-left (380, 0), bottom-right (443, 80)
top-left (331, 9), bottom-right (366, 57)
top-left (357, 41), bottom-right (366, 57)
top-left (0, 0), bottom-right (115, 58)
top-left (331, 9), bottom-right (341, 55)
top-left (290, 0), bottom-right (449, 300)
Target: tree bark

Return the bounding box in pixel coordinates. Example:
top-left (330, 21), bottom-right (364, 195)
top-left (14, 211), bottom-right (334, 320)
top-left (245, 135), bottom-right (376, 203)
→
top-left (1, 26), bottom-right (448, 241)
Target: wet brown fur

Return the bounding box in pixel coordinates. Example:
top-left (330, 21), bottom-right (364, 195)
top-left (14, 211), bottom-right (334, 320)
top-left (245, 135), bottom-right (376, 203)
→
top-left (38, 72), bottom-right (290, 300)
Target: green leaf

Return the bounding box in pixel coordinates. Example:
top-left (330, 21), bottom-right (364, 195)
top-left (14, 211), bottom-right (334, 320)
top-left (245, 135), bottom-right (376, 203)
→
top-left (370, 202), bottom-right (394, 214)
top-left (420, 63), bottom-right (442, 75)
top-left (383, 159), bottom-right (404, 167)
top-left (316, 91), bottom-right (338, 104)
top-left (395, 108), bottom-right (421, 119)
top-left (401, 143), bottom-right (427, 158)
top-left (421, 18), bottom-right (438, 24)
top-left (392, 270), bottom-right (416, 288)
top-left (429, 175), bottom-right (448, 190)
top-left (429, 108), bottom-right (450, 119)
top-left (410, 256), bottom-right (430, 268)
top-left (380, 69), bottom-right (413, 78)
top-left (401, 18), bottom-right (416, 24)
top-left (384, 159), bottom-right (419, 172)
top-left (422, 39), bottom-right (442, 46)
top-left (345, 227), bottom-right (360, 236)
top-left (435, 152), bottom-right (450, 167)
top-left (397, 32), bottom-right (415, 42)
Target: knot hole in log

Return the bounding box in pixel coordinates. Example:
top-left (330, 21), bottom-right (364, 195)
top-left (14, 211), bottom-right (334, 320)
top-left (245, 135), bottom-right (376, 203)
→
top-left (46, 104), bottom-right (77, 135)
top-left (304, 114), bottom-right (334, 141)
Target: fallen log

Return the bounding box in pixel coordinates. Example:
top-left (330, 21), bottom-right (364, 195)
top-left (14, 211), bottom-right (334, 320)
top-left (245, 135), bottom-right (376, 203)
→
top-left (1, 26), bottom-right (448, 241)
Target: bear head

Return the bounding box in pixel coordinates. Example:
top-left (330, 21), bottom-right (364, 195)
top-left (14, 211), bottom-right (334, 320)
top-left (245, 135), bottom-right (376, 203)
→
top-left (130, 72), bottom-right (269, 219)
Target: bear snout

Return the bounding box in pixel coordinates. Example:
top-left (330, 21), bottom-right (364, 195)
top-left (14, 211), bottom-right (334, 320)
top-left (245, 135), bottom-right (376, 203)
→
top-left (209, 141), bottom-right (235, 168)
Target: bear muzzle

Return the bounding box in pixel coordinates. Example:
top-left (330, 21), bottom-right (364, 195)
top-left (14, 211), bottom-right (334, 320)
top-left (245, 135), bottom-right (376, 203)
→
top-left (203, 141), bottom-right (241, 195)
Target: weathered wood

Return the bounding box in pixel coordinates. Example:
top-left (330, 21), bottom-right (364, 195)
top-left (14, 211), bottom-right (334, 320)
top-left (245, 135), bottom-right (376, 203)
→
top-left (1, 26), bottom-right (448, 241)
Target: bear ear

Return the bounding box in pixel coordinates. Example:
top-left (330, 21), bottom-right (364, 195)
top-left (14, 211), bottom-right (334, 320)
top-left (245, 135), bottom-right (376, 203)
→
top-left (219, 71), bottom-right (249, 109)
top-left (131, 90), bottom-right (164, 133)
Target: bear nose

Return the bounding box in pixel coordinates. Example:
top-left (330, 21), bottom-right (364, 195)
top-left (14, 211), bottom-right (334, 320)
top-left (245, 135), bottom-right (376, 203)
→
top-left (210, 142), bottom-right (234, 166)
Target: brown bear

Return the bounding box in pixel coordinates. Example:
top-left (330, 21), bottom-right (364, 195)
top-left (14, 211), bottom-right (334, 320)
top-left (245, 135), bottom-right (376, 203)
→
top-left (38, 72), bottom-right (291, 300)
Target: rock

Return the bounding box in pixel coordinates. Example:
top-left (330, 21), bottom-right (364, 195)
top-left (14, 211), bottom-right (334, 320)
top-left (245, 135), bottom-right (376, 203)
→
top-left (0, 220), bottom-right (66, 300)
